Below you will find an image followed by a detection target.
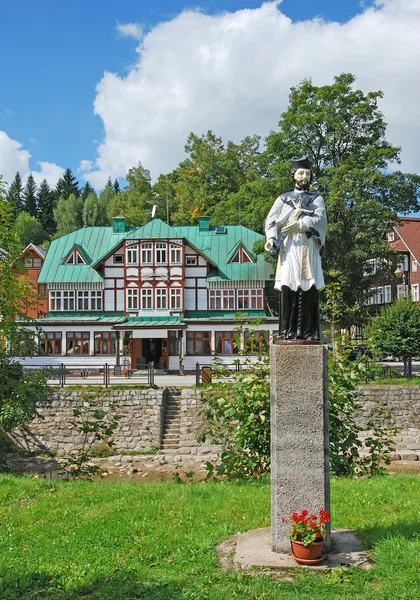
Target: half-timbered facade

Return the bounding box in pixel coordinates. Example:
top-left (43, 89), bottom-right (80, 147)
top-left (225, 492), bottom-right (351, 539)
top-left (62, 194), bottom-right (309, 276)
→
top-left (19, 217), bottom-right (277, 371)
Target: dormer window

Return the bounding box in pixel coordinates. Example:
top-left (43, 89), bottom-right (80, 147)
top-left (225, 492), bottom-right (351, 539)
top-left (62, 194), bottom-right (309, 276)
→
top-left (387, 232), bottom-right (395, 242)
top-left (229, 246), bottom-right (253, 264)
top-left (63, 248), bottom-right (87, 265)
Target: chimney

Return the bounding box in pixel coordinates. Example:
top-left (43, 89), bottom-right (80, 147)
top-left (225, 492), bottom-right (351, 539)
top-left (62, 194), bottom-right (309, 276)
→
top-left (113, 217), bottom-right (126, 234)
top-left (198, 216), bottom-right (210, 232)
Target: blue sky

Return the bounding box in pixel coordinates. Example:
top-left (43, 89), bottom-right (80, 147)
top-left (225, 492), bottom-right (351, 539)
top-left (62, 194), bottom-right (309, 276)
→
top-left (2, 0), bottom-right (418, 190)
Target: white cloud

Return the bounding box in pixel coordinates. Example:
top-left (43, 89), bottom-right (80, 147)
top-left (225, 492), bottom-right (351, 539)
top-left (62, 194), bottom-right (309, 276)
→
top-left (80, 0), bottom-right (420, 186)
top-left (116, 21), bottom-right (143, 40)
top-left (0, 130), bottom-right (64, 188)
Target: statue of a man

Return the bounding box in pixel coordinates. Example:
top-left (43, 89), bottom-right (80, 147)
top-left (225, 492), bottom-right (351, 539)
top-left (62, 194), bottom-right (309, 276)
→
top-left (265, 156), bottom-right (327, 341)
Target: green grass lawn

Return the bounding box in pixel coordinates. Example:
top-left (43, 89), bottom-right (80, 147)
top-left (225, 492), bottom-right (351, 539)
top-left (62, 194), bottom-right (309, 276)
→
top-left (0, 474), bottom-right (419, 599)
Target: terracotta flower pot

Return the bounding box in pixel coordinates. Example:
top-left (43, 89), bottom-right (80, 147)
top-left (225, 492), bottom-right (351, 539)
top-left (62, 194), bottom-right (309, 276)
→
top-left (290, 539), bottom-right (325, 565)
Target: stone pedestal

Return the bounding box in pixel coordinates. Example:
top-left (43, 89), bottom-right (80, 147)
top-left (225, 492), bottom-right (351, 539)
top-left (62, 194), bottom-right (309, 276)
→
top-left (271, 344), bottom-right (330, 553)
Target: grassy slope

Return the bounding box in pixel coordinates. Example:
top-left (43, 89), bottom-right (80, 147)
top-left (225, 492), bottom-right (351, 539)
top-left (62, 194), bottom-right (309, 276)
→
top-left (0, 474), bottom-right (419, 599)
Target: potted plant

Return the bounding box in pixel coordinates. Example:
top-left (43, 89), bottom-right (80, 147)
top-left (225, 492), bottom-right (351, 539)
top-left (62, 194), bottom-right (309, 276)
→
top-left (283, 509), bottom-right (330, 564)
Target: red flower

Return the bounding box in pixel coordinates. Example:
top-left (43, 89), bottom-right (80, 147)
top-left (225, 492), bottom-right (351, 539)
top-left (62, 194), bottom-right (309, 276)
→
top-left (315, 531), bottom-right (321, 539)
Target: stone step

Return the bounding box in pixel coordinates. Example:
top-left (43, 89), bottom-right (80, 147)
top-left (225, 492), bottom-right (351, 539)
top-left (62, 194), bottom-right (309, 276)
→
top-left (162, 443), bottom-right (180, 450)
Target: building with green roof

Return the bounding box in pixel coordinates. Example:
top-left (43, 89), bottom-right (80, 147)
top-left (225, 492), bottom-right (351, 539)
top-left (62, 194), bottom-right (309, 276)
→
top-left (21, 216), bottom-right (277, 371)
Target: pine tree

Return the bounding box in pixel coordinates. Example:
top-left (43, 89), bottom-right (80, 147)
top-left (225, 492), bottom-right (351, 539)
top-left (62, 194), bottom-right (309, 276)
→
top-left (81, 181), bottom-right (96, 200)
top-left (22, 173), bottom-right (38, 217)
top-left (6, 172), bottom-right (23, 217)
top-left (113, 178), bottom-right (120, 194)
top-left (55, 168), bottom-right (80, 200)
top-left (37, 179), bottom-right (57, 234)
top-left (106, 177), bottom-right (113, 190)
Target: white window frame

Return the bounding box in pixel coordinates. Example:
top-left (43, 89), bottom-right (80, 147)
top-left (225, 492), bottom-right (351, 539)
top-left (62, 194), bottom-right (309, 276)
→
top-left (156, 288), bottom-right (168, 310)
top-left (113, 254), bottom-right (123, 264)
top-left (141, 288), bottom-right (153, 309)
top-left (155, 242), bottom-right (167, 265)
top-left (397, 284), bottom-right (408, 299)
top-left (126, 246), bottom-right (138, 266)
top-left (91, 291), bottom-right (102, 310)
top-left (185, 256), bottom-right (197, 266)
top-left (412, 260), bottom-right (418, 273)
top-left (376, 286), bottom-right (384, 305)
top-left (387, 232), bottom-right (395, 242)
top-left (170, 244), bottom-right (182, 265)
top-left (170, 288), bottom-right (182, 310)
top-left (384, 285), bottom-right (392, 303)
top-left (127, 289), bottom-right (138, 311)
top-left (412, 284), bottom-right (419, 302)
top-left (141, 243), bottom-right (153, 265)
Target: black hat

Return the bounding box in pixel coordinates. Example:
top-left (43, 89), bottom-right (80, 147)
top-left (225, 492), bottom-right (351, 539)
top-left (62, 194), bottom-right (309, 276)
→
top-left (291, 156), bottom-right (312, 170)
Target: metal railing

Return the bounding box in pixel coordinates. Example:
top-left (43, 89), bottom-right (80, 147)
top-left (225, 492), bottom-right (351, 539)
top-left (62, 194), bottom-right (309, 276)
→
top-left (22, 362), bottom-right (155, 388)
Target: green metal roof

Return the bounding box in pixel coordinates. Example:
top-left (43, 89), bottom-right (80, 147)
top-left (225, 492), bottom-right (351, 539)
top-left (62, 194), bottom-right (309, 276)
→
top-left (38, 219), bottom-right (273, 285)
top-left (38, 226), bottom-right (134, 283)
top-left (117, 316), bottom-right (185, 328)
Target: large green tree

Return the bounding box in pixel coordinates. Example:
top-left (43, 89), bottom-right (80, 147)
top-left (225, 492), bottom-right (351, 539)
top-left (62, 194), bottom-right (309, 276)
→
top-left (54, 193), bottom-right (84, 237)
top-left (55, 168), bottom-right (80, 200)
top-left (80, 181), bottom-right (96, 200)
top-left (22, 173), bottom-right (38, 217)
top-left (36, 179), bottom-right (57, 234)
top-left (171, 132), bottom-right (268, 226)
top-left (13, 213), bottom-right (48, 248)
top-left (109, 163), bottom-right (153, 226)
top-left (6, 172), bottom-right (23, 217)
top-left (367, 298), bottom-right (420, 378)
top-left (264, 73), bottom-right (420, 326)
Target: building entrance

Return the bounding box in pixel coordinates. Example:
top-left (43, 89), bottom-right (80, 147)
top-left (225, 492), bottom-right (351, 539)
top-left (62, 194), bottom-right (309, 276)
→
top-left (142, 338), bottom-right (167, 370)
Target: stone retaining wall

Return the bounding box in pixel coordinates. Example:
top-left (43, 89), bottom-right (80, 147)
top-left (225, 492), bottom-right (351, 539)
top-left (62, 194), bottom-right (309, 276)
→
top-left (356, 385), bottom-right (420, 458)
top-left (9, 388), bottom-right (165, 455)
top-left (7, 384), bottom-right (420, 465)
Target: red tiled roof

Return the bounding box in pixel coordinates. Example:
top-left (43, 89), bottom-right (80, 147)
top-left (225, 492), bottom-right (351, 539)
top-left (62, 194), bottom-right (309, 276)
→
top-left (392, 218), bottom-right (420, 261)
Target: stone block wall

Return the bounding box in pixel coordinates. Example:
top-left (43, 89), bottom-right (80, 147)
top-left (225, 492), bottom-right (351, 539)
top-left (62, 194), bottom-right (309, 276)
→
top-left (177, 388), bottom-right (220, 460)
top-left (10, 388), bottom-right (165, 455)
top-left (356, 385), bottom-right (420, 455)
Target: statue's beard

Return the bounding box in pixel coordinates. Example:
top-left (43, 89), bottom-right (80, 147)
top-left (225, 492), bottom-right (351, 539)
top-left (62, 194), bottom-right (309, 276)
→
top-left (295, 179), bottom-right (309, 190)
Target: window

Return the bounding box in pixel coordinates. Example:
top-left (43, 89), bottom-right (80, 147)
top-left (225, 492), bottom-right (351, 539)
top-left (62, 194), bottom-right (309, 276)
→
top-left (24, 256), bottom-right (42, 268)
top-left (387, 232), bottom-right (395, 242)
top-left (63, 290), bottom-right (75, 311)
top-left (209, 289), bottom-right (222, 310)
top-left (185, 256), bottom-right (197, 266)
top-left (215, 331), bottom-right (238, 355)
top-left (94, 332), bottom-right (116, 354)
top-left (91, 291), bottom-right (102, 310)
top-left (38, 284), bottom-right (47, 298)
top-left (168, 331), bottom-right (179, 355)
top-left (156, 242), bottom-right (167, 265)
top-left (156, 288), bottom-right (167, 309)
top-left (384, 285), bottom-right (392, 303)
top-left (141, 243), bottom-right (152, 265)
top-left (170, 244), bottom-right (182, 264)
top-left (126, 246), bottom-right (138, 265)
top-left (412, 284), bottom-right (419, 302)
top-left (397, 284), bottom-right (408, 299)
top-left (170, 288), bottom-right (182, 310)
top-left (113, 254), bottom-right (123, 264)
top-left (50, 291), bottom-right (61, 311)
top-left (244, 330), bottom-right (269, 354)
top-left (64, 249), bottom-right (86, 265)
top-left (376, 286), bottom-right (384, 305)
top-left (413, 260), bottom-right (418, 273)
top-left (237, 289), bottom-right (263, 310)
top-left (223, 290), bottom-right (235, 310)
top-left (66, 332), bottom-right (90, 355)
top-left (78, 290), bottom-right (90, 311)
top-left (141, 288), bottom-right (152, 309)
top-left (39, 332), bottom-right (62, 355)
top-left (186, 331), bottom-right (212, 355)
top-left (127, 289), bottom-right (138, 310)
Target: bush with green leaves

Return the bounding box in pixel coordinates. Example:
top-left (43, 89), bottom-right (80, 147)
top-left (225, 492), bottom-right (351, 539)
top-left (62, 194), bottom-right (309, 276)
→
top-left (0, 354), bottom-right (52, 433)
top-left (60, 390), bottom-right (120, 480)
top-left (199, 323), bottom-right (270, 478)
top-left (328, 334), bottom-right (397, 476)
